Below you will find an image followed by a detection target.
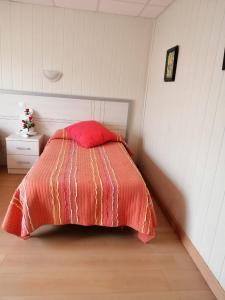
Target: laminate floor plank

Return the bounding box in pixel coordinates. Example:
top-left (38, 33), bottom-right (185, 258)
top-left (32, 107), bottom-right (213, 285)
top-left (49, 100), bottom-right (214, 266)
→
top-left (0, 167), bottom-right (216, 299)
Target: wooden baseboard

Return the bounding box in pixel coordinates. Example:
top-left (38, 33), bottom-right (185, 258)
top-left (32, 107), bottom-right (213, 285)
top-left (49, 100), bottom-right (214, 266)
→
top-left (155, 197), bottom-right (225, 300)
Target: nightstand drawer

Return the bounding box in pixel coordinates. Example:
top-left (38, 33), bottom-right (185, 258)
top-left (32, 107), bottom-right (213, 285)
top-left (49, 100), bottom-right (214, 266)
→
top-left (6, 133), bottom-right (44, 174)
top-left (7, 155), bottom-right (38, 169)
top-left (6, 141), bottom-right (39, 156)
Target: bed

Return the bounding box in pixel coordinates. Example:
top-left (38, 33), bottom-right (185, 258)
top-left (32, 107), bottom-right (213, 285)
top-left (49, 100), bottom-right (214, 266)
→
top-left (2, 125), bottom-right (156, 243)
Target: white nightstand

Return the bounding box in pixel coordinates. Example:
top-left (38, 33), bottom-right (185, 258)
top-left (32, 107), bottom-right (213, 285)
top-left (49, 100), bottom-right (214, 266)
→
top-left (6, 133), bottom-right (44, 174)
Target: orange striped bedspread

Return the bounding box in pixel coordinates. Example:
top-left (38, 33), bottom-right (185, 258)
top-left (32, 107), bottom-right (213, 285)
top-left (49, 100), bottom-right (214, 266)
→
top-left (2, 129), bottom-right (156, 243)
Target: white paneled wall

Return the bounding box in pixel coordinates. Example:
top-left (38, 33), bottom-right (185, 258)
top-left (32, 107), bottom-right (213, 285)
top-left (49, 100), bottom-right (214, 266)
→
top-left (139, 0), bottom-right (225, 290)
top-left (0, 0), bottom-right (153, 153)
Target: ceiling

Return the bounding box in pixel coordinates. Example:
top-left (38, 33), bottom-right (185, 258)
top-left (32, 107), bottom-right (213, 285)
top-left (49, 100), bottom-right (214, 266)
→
top-left (9, 0), bottom-right (174, 18)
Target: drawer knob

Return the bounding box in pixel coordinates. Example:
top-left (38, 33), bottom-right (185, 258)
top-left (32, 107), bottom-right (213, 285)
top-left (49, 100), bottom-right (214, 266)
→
top-left (16, 161), bottom-right (30, 165)
top-left (16, 147), bottom-right (31, 151)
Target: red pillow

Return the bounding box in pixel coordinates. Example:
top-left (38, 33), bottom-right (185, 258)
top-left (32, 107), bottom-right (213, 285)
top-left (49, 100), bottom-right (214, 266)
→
top-left (65, 121), bottom-right (117, 148)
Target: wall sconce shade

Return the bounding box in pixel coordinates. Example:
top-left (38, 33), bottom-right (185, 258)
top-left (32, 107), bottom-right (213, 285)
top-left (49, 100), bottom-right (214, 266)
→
top-left (43, 70), bottom-right (62, 82)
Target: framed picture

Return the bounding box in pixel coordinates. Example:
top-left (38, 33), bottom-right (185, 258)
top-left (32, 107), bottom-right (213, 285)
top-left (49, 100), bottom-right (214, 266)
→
top-left (222, 49), bottom-right (225, 71)
top-left (164, 45), bottom-right (179, 82)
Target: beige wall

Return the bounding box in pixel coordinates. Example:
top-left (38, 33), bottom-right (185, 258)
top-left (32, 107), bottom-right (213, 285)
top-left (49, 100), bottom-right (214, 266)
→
top-left (0, 0), bottom-right (153, 153)
top-left (139, 0), bottom-right (225, 290)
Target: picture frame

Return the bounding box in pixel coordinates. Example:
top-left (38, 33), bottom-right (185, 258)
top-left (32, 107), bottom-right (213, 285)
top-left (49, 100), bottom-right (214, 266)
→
top-left (164, 45), bottom-right (179, 82)
top-left (222, 49), bottom-right (225, 71)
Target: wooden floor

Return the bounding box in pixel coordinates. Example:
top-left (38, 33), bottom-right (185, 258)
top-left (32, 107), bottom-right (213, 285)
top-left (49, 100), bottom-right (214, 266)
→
top-left (0, 167), bottom-right (216, 300)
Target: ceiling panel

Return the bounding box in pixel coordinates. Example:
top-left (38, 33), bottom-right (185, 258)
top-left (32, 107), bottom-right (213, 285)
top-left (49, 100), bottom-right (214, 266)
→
top-left (120, 0), bottom-right (148, 3)
top-left (12, 0), bottom-right (54, 6)
top-left (99, 0), bottom-right (143, 17)
top-left (150, 0), bottom-right (173, 6)
top-left (8, 0), bottom-right (174, 18)
top-left (54, 0), bottom-right (98, 11)
top-left (141, 4), bottom-right (165, 17)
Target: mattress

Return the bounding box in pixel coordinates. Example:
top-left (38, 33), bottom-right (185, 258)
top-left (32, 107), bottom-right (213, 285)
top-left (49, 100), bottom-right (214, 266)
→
top-left (2, 129), bottom-right (156, 243)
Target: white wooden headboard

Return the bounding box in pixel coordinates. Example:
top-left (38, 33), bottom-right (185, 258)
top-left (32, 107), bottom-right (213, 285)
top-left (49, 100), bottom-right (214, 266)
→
top-left (0, 90), bottom-right (130, 165)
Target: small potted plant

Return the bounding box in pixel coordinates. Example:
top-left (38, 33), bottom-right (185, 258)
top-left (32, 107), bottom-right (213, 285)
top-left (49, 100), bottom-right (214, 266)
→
top-left (19, 108), bottom-right (36, 137)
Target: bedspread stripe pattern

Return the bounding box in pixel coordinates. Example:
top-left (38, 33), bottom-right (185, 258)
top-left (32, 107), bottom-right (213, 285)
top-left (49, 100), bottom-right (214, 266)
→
top-left (2, 129), bottom-right (156, 243)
